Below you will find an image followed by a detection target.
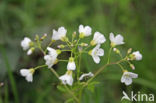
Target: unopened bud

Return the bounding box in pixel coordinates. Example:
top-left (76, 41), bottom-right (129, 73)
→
top-left (81, 43), bottom-right (88, 47)
top-left (113, 48), bottom-right (120, 54)
top-left (56, 50), bottom-right (61, 55)
top-left (72, 32), bottom-right (76, 38)
top-left (130, 64), bottom-right (135, 70)
top-left (57, 45), bottom-right (65, 49)
top-left (127, 48), bottom-right (132, 54)
top-left (35, 35), bottom-right (39, 41)
top-left (40, 33), bottom-right (47, 41)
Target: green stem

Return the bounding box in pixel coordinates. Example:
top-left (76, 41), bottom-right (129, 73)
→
top-left (107, 47), bottom-right (113, 64)
top-left (34, 65), bottom-right (47, 70)
top-left (37, 40), bottom-right (45, 55)
top-left (58, 60), bottom-right (68, 62)
top-left (83, 59), bottom-right (126, 88)
top-left (49, 68), bottom-right (79, 103)
top-left (117, 63), bottom-right (125, 71)
top-left (77, 53), bottom-right (81, 81)
top-left (61, 50), bottom-right (71, 52)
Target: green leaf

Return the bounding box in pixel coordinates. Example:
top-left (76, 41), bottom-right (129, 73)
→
top-left (65, 98), bottom-right (74, 103)
top-left (57, 85), bottom-right (67, 92)
top-left (87, 81), bottom-right (99, 93)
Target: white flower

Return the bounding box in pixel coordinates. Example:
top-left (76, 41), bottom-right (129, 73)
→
top-left (132, 51), bottom-right (142, 61)
top-left (20, 69), bottom-right (35, 82)
top-left (79, 24), bottom-right (92, 38)
top-left (79, 72), bottom-right (94, 81)
top-left (89, 44), bottom-right (104, 64)
top-left (109, 32), bottom-right (124, 46)
top-left (67, 57), bottom-right (76, 71)
top-left (21, 37), bottom-right (32, 50)
top-left (90, 32), bottom-right (106, 46)
top-left (52, 27), bottom-right (67, 41)
top-left (44, 55), bottom-right (57, 68)
top-left (44, 47), bottom-right (60, 68)
top-left (121, 71), bottom-right (138, 86)
top-left (59, 70), bottom-right (73, 86)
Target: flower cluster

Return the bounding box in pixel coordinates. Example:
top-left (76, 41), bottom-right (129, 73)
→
top-left (20, 25), bottom-right (142, 95)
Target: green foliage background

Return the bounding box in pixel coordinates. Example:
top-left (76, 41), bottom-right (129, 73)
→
top-left (0, 0), bottom-right (156, 103)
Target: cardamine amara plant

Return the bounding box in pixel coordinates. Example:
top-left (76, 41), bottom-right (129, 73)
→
top-left (20, 24), bottom-right (142, 103)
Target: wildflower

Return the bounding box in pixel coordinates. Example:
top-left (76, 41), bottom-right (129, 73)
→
top-left (67, 57), bottom-right (76, 71)
top-left (21, 37), bottom-right (32, 50)
top-left (90, 32), bottom-right (106, 46)
top-left (44, 47), bottom-right (61, 68)
top-left (89, 44), bottom-right (104, 64)
top-left (52, 27), bottom-right (67, 41)
top-left (109, 32), bottom-right (124, 47)
top-left (121, 71), bottom-right (138, 86)
top-left (79, 72), bottom-right (94, 81)
top-left (59, 70), bottom-right (73, 86)
top-left (20, 68), bottom-right (35, 82)
top-left (132, 51), bottom-right (142, 61)
top-left (79, 24), bottom-right (92, 38)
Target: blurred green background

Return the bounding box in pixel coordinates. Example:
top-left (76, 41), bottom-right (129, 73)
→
top-left (0, 0), bottom-right (156, 103)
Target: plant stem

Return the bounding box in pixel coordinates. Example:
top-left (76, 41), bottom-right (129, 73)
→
top-left (34, 65), bottom-right (47, 70)
top-left (107, 47), bottom-right (113, 64)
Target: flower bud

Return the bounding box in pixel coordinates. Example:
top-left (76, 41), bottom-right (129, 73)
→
top-left (127, 48), bottom-right (132, 54)
top-left (57, 45), bottom-right (65, 49)
top-left (40, 33), bottom-right (47, 41)
top-left (113, 48), bottom-right (120, 54)
top-left (35, 35), bottom-right (39, 41)
top-left (72, 32), bottom-right (76, 38)
top-left (56, 50), bottom-right (61, 55)
top-left (79, 33), bottom-right (85, 38)
top-left (90, 40), bottom-right (96, 46)
top-left (80, 43), bottom-right (88, 47)
top-left (130, 64), bottom-right (135, 70)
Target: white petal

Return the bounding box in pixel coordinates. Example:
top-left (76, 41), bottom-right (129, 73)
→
top-left (133, 51), bottom-right (142, 61)
top-left (93, 32), bottom-right (106, 44)
top-left (121, 75), bottom-right (126, 83)
top-left (125, 77), bottom-right (132, 86)
top-left (26, 74), bottom-right (33, 82)
top-left (97, 48), bottom-right (104, 56)
top-left (67, 62), bottom-right (76, 71)
top-left (20, 69), bottom-right (29, 77)
top-left (78, 24), bottom-right (84, 33)
top-left (21, 37), bottom-right (31, 50)
top-left (79, 72), bottom-right (94, 81)
top-left (27, 49), bottom-right (32, 55)
top-left (85, 26), bottom-right (92, 36)
top-left (109, 32), bottom-right (115, 42)
top-left (114, 34), bottom-right (124, 45)
top-left (44, 55), bottom-right (55, 68)
top-left (92, 55), bottom-right (100, 64)
top-left (59, 74), bottom-right (73, 86)
top-left (129, 72), bottom-right (138, 78)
